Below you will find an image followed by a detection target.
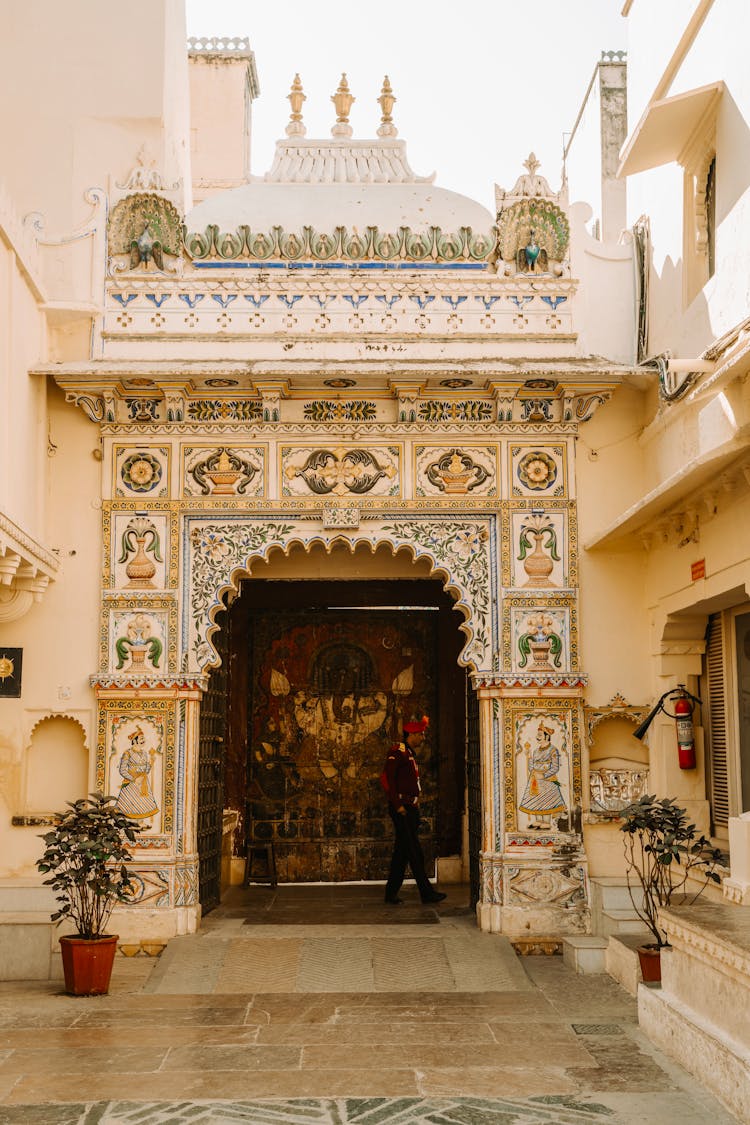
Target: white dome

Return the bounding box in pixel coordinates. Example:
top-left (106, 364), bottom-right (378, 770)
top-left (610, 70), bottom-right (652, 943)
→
top-left (186, 138), bottom-right (494, 238)
top-left (186, 180), bottom-right (495, 237)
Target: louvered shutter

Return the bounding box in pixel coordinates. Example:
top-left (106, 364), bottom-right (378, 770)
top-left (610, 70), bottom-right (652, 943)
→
top-left (705, 613), bottom-right (729, 832)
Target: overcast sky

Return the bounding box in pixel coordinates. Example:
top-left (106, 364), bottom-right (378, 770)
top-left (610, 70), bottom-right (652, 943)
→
top-left (186, 0), bottom-right (626, 212)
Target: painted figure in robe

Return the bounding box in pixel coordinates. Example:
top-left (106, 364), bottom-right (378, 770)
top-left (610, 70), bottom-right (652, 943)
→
top-left (115, 727), bottom-right (159, 822)
top-left (519, 720), bottom-right (566, 829)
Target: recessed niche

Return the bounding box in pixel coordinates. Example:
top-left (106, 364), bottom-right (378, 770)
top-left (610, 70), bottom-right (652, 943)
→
top-left (25, 716), bottom-right (88, 814)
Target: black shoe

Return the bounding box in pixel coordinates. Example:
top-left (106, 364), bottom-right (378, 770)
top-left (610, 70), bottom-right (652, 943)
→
top-left (421, 891), bottom-right (447, 903)
top-left (384, 895), bottom-right (403, 904)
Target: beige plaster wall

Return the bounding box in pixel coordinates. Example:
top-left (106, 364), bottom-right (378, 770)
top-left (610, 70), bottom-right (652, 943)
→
top-left (0, 238), bottom-right (47, 537)
top-left (569, 204), bottom-right (636, 365)
top-left (189, 54), bottom-right (253, 199)
top-left (0, 386), bottom-right (101, 879)
top-left (626, 0), bottom-right (750, 356)
top-left (0, 0), bottom-right (191, 230)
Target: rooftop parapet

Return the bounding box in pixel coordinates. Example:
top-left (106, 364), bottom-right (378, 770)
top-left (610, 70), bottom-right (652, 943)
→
top-left (188, 36), bottom-right (254, 57)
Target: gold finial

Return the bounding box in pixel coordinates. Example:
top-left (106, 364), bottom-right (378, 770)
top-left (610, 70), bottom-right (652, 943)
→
top-left (377, 75), bottom-right (398, 138)
top-left (523, 152), bottom-right (541, 177)
top-left (286, 74), bottom-right (306, 137)
top-left (331, 73), bottom-right (355, 136)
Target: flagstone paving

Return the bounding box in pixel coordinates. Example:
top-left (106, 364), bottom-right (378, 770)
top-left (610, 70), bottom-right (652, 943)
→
top-left (0, 885), bottom-right (739, 1123)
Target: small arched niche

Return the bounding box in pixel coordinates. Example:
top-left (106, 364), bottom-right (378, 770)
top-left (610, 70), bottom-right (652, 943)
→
top-left (25, 716), bottom-right (88, 814)
top-left (585, 699), bottom-right (649, 815)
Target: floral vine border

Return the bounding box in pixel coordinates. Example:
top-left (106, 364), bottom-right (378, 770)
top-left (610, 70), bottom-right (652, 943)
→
top-left (184, 515), bottom-right (498, 671)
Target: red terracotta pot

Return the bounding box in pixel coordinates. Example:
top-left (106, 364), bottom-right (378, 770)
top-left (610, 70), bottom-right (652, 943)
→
top-left (59, 934), bottom-right (119, 996)
top-left (637, 943), bottom-right (663, 984)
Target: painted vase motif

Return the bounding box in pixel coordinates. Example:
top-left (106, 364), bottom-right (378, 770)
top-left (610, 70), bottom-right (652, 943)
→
top-left (119, 517), bottom-right (163, 590)
top-left (518, 510), bottom-right (560, 588)
top-left (518, 612), bottom-right (563, 670)
top-left (206, 450), bottom-right (242, 495)
top-left (522, 531), bottom-right (555, 586)
top-left (124, 536), bottom-right (156, 587)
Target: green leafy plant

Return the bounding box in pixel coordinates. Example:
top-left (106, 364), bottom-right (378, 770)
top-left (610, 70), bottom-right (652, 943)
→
top-left (621, 794), bottom-right (726, 948)
top-left (36, 795), bottom-right (141, 940)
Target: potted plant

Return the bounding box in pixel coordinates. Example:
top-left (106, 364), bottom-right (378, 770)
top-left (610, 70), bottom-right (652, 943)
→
top-left (36, 795), bottom-right (140, 995)
top-left (620, 794), bottom-right (725, 982)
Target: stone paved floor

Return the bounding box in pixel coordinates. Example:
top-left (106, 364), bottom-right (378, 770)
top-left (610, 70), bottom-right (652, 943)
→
top-left (0, 885), bottom-right (740, 1123)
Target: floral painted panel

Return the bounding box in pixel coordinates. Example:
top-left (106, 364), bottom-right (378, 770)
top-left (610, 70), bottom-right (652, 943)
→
top-left (509, 444), bottom-right (567, 498)
top-left (415, 445), bottom-right (497, 497)
top-left (281, 446), bottom-right (400, 498)
top-left (114, 446), bottom-right (170, 498)
top-left (109, 609), bottom-right (168, 674)
top-left (183, 445), bottom-right (265, 498)
top-left (185, 516), bottom-right (496, 671)
top-left (510, 605), bottom-right (571, 674)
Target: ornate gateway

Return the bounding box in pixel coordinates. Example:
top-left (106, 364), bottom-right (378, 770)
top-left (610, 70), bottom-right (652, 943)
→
top-left (57, 82), bottom-right (622, 942)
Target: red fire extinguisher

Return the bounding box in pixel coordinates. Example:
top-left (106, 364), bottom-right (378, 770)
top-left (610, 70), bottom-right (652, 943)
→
top-left (673, 691), bottom-right (697, 770)
top-left (633, 683), bottom-right (699, 769)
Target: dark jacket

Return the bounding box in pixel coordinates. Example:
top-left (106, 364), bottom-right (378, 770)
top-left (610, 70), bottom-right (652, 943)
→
top-left (383, 741), bottom-right (421, 808)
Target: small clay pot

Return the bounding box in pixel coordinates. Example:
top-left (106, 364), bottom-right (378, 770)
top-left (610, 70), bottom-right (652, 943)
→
top-left (637, 943), bottom-right (663, 984)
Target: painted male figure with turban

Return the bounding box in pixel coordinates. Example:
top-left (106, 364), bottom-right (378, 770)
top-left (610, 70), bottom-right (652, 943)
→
top-left (115, 727), bottom-right (159, 825)
top-left (519, 720), bottom-right (566, 829)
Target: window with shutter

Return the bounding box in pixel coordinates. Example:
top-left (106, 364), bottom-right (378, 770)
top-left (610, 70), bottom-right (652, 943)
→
top-left (705, 613), bottom-right (729, 834)
top-left (733, 611), bottom-right (750, 812)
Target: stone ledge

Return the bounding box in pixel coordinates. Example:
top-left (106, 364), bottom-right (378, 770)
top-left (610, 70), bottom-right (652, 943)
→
top-left (0, 912), bottom-right (55, 925)
top-left (660, 902), bottom-right (750, 983)
top-left (639, 979), bottom-right (750, 1124)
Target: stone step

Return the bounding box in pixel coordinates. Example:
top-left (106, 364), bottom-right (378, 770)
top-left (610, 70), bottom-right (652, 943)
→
top-left (606, 933), bottom-right (648, 996)
top-left (562, 935), bottom-right (608, 975)
top-left (600, 908), bottom-right (652, 937)
top-left (590, 877), bottom-right (641, 912)
top-left (0, 916), bottom-right (57, 981)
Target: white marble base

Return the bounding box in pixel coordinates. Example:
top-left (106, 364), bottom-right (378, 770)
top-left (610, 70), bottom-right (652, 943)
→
top-left (563, 934), bottom-right (608, 974)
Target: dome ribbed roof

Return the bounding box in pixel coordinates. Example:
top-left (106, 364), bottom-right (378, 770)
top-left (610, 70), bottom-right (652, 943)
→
top-left (186, 138), bottom-right (494, 238)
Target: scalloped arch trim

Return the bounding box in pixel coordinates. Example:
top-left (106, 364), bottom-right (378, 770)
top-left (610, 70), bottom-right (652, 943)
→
top-left (27, 712), bottom-right (89, 747)
top-left (185, 517), bottom-right (497, 674)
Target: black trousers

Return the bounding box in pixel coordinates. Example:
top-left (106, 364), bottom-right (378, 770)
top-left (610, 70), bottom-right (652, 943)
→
top-left (385, 805), bottom-right (434, 900)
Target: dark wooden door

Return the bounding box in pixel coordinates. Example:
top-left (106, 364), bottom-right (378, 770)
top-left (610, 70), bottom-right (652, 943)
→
top-left (247, 607), bottom-right (438, 882)
top-left (197, 612), bottom-right (228, 913)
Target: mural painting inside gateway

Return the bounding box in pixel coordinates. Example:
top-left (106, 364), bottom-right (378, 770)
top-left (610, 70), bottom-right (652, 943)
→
top-left (208, 579), bottom-right (468, 889)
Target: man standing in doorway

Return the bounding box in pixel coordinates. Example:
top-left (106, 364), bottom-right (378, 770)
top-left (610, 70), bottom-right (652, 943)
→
top-left (382, 717), bottom-right (446, 905)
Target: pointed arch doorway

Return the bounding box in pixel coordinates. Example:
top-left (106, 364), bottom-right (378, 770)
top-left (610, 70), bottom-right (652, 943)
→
top-left (196, 543), bottom-right (475, 913)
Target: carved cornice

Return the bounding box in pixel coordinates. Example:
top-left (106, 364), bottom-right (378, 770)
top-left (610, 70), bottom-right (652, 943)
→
top-left (106, 275), bottom-right (579, 298)
top-left (472, 673), bottom-right (588, 690)
top-left (90, 673), bottom-right (209, 692)
top-left (0, 512), bottom-right (60, 620)
top-left (103, 422), bottom-right (583, 440)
